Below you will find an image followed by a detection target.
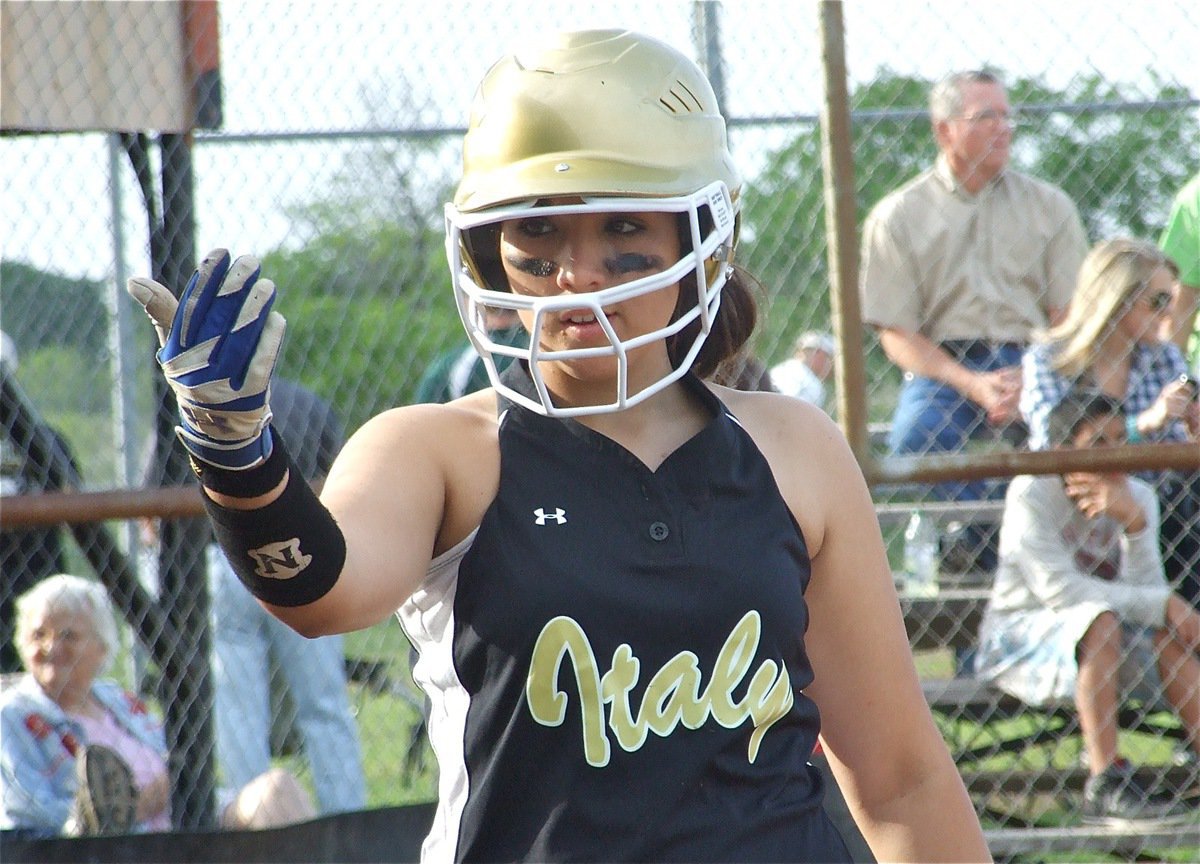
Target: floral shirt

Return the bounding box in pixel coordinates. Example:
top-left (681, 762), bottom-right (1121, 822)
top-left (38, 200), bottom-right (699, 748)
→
top-left (0, 674), bottom-right (166, 835)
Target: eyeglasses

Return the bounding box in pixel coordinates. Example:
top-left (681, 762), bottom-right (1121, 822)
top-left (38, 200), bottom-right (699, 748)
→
top-left (957, 109), bottom-right (1019, 128)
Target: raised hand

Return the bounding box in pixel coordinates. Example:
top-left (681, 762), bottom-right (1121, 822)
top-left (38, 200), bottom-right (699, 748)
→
top-left (127, 249), bottom-right (285, 471)
top-left (1139, 375), bottom-right (1197, 434)
top-left (1063, 471), bottom-right (1146, 532)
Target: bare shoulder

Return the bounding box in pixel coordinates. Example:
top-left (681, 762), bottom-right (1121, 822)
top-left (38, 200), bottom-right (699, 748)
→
top-left (709, 384), bottom-right (849, 464)
top-left (339, 389), bottom-right (499, 463)
top-left (324, 389), bottom-right (503, 555)
top-left (707, 383), bottom-right (864, 555)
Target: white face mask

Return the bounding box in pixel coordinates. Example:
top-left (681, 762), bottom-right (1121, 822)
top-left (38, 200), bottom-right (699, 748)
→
top-left (444, 181), bottom-right (737, 418)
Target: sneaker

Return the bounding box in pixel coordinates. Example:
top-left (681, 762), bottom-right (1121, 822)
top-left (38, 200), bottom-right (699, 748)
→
top-left (71, 744), bottom-right (137, 835)
top-left (1169, 749), bottom-right (1200, 801)
top-left (1081, 762), bottom-right (1192, 828)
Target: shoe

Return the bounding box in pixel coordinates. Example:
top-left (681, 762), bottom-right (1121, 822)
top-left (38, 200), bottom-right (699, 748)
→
top-left (72, 744), bottom-right (137, 835)
top-left (1168, 749), bottom-right (1200, 800)
top-left (1081, 762), bottom-right (1192, 828)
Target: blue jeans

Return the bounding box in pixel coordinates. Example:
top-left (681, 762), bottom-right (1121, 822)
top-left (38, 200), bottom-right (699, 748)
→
top-left (207, 546), bottom-right (366, 814)
top-left (888, 340), bottom-right (1025, 504)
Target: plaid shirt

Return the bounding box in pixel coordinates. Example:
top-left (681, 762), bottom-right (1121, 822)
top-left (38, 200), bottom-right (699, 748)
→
top-left (1021, 340), bottom-right (1190, 450)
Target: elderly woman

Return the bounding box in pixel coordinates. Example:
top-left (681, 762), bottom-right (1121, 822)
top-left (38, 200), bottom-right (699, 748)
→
top-left (0, 574), bottom-right (316, 836)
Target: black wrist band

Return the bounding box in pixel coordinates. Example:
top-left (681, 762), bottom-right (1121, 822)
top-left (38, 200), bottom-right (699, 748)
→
top-left (202, 458), bottom-right (346, 607)
top-left (189, 429), bottom-right (288, 498)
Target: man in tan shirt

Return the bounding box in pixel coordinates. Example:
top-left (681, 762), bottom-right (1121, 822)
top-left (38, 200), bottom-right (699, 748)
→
top-left (860, 69), bottom-right (1087, 575)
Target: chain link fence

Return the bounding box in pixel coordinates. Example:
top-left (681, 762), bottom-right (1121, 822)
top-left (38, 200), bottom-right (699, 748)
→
top-left (3, 0), bottom-right (1198, 856)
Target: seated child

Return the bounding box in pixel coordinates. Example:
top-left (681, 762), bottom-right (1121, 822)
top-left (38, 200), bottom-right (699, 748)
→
top-left (975, 389), bottom-right (1200, 827)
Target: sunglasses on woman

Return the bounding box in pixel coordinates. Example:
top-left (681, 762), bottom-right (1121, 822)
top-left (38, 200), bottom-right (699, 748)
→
top-left (1139, 291), bottom-right (1173, 312)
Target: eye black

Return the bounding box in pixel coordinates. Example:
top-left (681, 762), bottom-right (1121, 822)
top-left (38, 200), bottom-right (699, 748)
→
top-left (606, 253), bottom-right (660, 275)
top-left (505, 254), bottom-right (555, 278)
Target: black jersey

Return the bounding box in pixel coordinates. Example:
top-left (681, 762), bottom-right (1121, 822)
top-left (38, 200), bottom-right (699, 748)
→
top-left (398, 364), bottom-right (849, 862)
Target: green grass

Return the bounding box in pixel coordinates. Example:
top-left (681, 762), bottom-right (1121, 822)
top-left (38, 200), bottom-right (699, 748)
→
top-left (328, 619), bottom-right (438, 807)
top-left (922, 669), bottom-right (1198, 862)
top-left (343, 618), bottom-right (411, 665)
top-left (275, 678), bottom-right (437, 809)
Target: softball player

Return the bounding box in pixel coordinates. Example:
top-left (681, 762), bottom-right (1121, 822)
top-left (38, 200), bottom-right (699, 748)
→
top-left (129, 29), bottom-right (988, 862)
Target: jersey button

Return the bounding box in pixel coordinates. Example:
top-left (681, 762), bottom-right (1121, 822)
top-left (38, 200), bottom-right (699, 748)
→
top-left (648, 521), bottom-right (670, 541)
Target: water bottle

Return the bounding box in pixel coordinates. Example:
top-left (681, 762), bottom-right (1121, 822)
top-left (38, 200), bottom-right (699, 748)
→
top-left (902, 511), bottom-right (939, 597)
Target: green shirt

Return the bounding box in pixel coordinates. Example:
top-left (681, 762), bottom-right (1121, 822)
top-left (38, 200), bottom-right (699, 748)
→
top-left (1159, 172), bottom-right (1200, 365)
top-left (414, 326), bottom-right (526, 404)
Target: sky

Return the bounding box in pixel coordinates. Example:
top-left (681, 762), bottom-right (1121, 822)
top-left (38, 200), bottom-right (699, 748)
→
top-left (3, 0), bottom-right (1199, 284)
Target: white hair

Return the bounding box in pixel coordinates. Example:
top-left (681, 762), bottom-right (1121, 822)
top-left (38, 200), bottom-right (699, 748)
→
top-left (796, 331), bottom-right (835, 356)
top-left (14, 574), bottom-right (120, 676)
top-left (0, 330), bottom-right (17, 372)
top-left (929, 69), bottom-right (1003, 123)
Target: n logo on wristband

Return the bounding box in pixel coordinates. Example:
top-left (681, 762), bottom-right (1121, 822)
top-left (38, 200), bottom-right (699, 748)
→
top-left (248, 538), bottom-right (312, 580)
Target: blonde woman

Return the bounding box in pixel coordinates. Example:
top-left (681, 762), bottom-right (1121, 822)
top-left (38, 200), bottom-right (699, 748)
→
top-left (1021, 237), bottom-right (1200, 605)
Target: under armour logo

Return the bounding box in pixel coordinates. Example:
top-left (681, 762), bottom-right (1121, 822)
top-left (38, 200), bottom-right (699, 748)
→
top-left (248, 538), bottom-right (312, 580)
top-left (534, 507), bottom-right (567, 526)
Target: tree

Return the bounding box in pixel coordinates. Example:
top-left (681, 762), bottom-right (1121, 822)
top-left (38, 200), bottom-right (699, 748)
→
top-left (0, 262), bottom-right (118, 482)
top-left (743, 71), bottom-right (1199, 418)
top-left (259, 137), bottom-right (466, 433)
top-left (0, 261), bottom-right (109, 360)
top-left (741, 72), bottom-right (934, 418)
top-left (1013, 74), bottom-right (1199, 239)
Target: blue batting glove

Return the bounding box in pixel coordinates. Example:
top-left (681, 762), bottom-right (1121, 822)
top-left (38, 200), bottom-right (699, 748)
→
top-left (127, 249), bottom-right (286, 471)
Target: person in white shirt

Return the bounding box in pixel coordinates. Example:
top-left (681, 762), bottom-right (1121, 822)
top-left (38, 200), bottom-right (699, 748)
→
top-left (975, 388), bottom-right (1200, 827)
top-left (771, 331), bottom-right (835, 411)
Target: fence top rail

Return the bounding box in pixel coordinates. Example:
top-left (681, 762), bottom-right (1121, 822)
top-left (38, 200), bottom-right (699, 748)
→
top-left (875, 499), bottom-right (1004, 525)
top-left (2, 438), bottom-right (1196, 528)
top-left (984, 823), bottom-right (1198, 856)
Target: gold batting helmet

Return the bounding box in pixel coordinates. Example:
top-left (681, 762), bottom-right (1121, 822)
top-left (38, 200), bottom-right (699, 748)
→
top-left (445, 29), bottom-right (741, 416)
